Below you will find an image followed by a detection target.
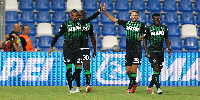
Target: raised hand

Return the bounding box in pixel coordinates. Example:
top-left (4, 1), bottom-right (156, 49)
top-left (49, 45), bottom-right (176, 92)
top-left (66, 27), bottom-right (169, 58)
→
top-left (103, 3), bottom-right (106, 11)
top-left (100, 2), bottom-right (103, 11)
top-left (48, 47), bottom-right (52, 56)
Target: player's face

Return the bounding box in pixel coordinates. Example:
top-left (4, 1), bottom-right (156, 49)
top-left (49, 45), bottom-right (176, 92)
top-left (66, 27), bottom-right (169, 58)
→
top-left (152, 16), bottom-right (161, 26)
top-left (70, 12), bottom-right (78, 22)
top-left (130, 12), bottom-right (139, 22)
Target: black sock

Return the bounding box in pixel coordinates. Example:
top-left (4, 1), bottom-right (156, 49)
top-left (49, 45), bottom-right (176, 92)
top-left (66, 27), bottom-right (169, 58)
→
top-left (132, 73), bottom-right (137, 85)
top-left (149, 74), bottom-right (155, 88)
top-left (128, 73), bottom-right (134, 89)
top-left (155, 74), bottom-right (160, 89)
top-left (73, 68), bottom-right (81, 87)
top-left (66, 68), bottom-right (73, 89)
top-left (85, 70), bottom-right (91, 86)
top-left (75, 69), bottom-right (80, 87)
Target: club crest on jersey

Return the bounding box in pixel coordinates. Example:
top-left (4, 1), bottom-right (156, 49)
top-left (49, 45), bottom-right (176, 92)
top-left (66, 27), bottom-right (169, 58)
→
top-left (151, 31), bottom-right (164, 36)
top-left (126, 26), bottom-right (140, 31)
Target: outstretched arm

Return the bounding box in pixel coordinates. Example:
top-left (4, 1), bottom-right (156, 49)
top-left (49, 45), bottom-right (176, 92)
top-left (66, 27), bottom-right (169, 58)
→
top-left (165, 39), bottom-right (171, 58)
top-left (103, 3), bottom-right (117, 23)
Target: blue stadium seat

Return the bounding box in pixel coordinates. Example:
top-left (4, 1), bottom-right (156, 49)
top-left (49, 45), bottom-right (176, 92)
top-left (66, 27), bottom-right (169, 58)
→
top-left (194, 0), bottom-right (200, 12)
top-left (52, 11), bottom-right (67, 23)
top-left (35, 0), bottom-right (50, 11)
top-left (6, 23), bottom-right (15, 34)
top-left (184, 37), bottom-right (199, 52)
top-left (180, 12), bottom-right (195, 25)
top-left (146, 0), bottom-right (161, 12)
top-left (115, 0), bottom-right (129, 11)
top-left (22, 23), bottom-right (36, 36)
top-left (5, 11), bottom-right (19, 23)
top-left (53, 23), bottom-right (63, 36)
top-left (97, 37), bottom-right (102, 51)
top-left (92, 23), bottom-right (101, 36)
top-left (83, 0), bottom-right (97, 11)
top-left (100, 11), bottom-right (114, 23)
top-left (119, 36), bottom-right (126, 51)
top-left (102, 23), bottom-right (116, 36)
top-left (196, 13), bottom-right (200, 25)
top-left (198, 27), bottom-right (200, 37)
top-left (138, 11), bottom-right (147, 24)
top-left (29, 36), bottom-right (37, 49)
top-left (164, 12), bottom-right (179, 25)
top-left (118, 25), bottom-right (126, 36)
top-left (167, 24), bottom-right (181, 37)
top-left (116, 11), bottom-right (130, 20)
top-left (86, 11), bottom-right (99, 23)
top-left (131, 0), bottom-right (145, 11)
top-left (51, 0), bottom-right (66, 11)
top-left (38, 36), bottom-right (52, 51)
top-left (178, 0), bottom-right (193, 12)
top-left (170, 37), bottom-right (182, 52)
top-left (37, 11), bottom-right (51, 23)
top-left (99, 0), bottom-right (113, 11)
top-left (162, 0), bottom-right (177, 12)
top-left (19, 0), bottom-right (34, 11)
top-left (20, 11), bottom-right (35, 23)
top-left (148, 12), bottom-right (163, 25)
top-left (55, 36), bottom-right (64, 50)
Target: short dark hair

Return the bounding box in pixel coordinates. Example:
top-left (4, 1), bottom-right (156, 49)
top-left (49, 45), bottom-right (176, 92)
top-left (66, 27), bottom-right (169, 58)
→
top-left (152, 13), bottom-right (160, 19)
top-left (131, 10), bottom-right (139, 15)
top-left (22, 25), bottom-right (29, 30)
top-left (79, 10), bottom-right (86, 16)
top-left (71, 9), bottom-right (78, 14)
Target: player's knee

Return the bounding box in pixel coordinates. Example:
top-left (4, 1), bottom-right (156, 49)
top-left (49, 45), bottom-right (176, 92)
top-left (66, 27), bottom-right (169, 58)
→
top-left (84, 65), bottom-right (90, 70)
top-left (126, 71), bottom-right (131, 75)
top-left (152, 64), bottom-right (159, 72)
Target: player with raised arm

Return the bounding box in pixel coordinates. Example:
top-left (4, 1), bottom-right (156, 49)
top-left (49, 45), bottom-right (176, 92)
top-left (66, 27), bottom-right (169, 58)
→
top-left (143, 13), bottom-right (171, 94)
top-left (103, 3), bottom-right (147, 93)
top-left (48, 3), bottom-right (102, 93)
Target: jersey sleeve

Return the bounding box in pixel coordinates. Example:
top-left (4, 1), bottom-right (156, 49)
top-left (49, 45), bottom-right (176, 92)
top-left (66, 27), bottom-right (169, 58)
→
top-left (80, 11), bottom-right (100, 25)
top-left (51, 22), bottom-right (67, 47)
top-left (117, 20), bottom-right (128, 28)
top-left (164, 26), bottom-right (169, 39)
top-left (144, 27), bottom-right (150, 40)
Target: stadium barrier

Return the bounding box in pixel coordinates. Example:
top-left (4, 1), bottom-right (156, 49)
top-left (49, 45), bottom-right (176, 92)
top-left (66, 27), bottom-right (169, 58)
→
top-left (0, 52), bottom-right (199, 86)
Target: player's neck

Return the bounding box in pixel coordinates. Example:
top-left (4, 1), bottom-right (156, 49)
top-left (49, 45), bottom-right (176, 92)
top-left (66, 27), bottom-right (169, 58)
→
top-left (153, 24), bottom-right (160, 27)
top-left (131, 20), bottom-right (137, 23)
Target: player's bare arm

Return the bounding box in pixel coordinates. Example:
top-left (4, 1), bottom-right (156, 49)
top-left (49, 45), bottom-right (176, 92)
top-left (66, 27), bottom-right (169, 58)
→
top-left (90, 33), bottom-right (96, 58)
top-left (143, 39), bottom-right (150, 58)
top-left (165, 39), bottom-right (171, 58)
top-left (103, 3), bottom-right (118, 23)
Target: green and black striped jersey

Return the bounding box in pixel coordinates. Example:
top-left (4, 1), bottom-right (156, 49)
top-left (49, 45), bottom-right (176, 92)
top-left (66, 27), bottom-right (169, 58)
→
top-left (118, 20), bottom-right (146, 52)
top-left (80, 22), bottom-right (94, 48)
top-left (144, 25), bottom-right (169, 52)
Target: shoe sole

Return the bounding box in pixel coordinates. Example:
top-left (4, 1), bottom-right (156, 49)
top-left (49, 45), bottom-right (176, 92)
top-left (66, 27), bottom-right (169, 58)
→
top-left (86, 87), bottom-right (92, 93)
top-left (157, 92), bottom-right (162, 95)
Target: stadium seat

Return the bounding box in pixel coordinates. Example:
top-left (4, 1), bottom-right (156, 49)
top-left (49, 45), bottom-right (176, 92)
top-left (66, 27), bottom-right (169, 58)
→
top-left (20, 11), bottom-right (35, 23)
top-left (184, 37), bottom-right (199, 52)
top-left (83, 0), bottom-right (97, 11)
top-left (119, 36), bottom-right (126, 50)
top-left (170, 37), bottom-right (182, 52)
top-left (35, 0), bottom-right (50, 11)
top-left (178, 0), bottom-right (193, 12)
top-left (99, 0), bottom-right (113, 11)
top-left (198, 27), bottom-right (200, 37)
top-left (86, 11), bottom-right (99, 23)
top-left (115, 0), bottom-right (129, 11)
top-left (162, 0), bottom-right (177, 12)
top-left (92, 23), bottom-right (101, 36)
top-left (196, 13), bottom-right (200, 25)
top-left (116, 11), bottom-right (130, 20)
top-left (102, 36), bottom-right (118, 50)
top-left (180, 12), bottom-right (195, 25)
top-left (22, 23), bottom-right (36, 36)
top-left (51, 0), bottom-right (66, 11)
top-left (67, 0), bottom-right (82, 11)
top-left (6, 23), bottom-right (15, 34)
top-left (52, 11), bottom-right (67, 23)
top-left (38, 36), bottom-right (52, 51)
top-left (146, 0), bottom-right (161, 12)
top-left (37, 23), bottom-right (53, 37)
top-left (194, 0), bottom-right (200, 12)
top-left (19, 0), bottom-right (34, 11)
top-left (29, 36), bottom-right (37, 49)
top-left (5, 11), bottom-right (19, 23)
top-left (148, 12), bottom-right (163, 25)
top-left (164, 12), bottom-right (179, 25)
top-left (138, 11), bottom-right (147, 24)
top-left (37, 11), bottom-right (51, 23)
top-left (102, 23), bottom-right (116, 36)
top-left (167, 24), bottom-right (181, 37)
top-left (181, 24), bottom-right (197, 38)
top-left (97, 37), bottom-right (102, 51)
top-left (55, 36), bottom-right (64, 50)
top-left (131, 0), bottom-right (145, 11)
top-left (100, 11), bottom-right (114, 23)
top-left (5, 0), bottom-right (18, 11)
top-left (53, 23), bottom-right (63, 36)
top-left (118, 25), bottom-right (126, 36)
